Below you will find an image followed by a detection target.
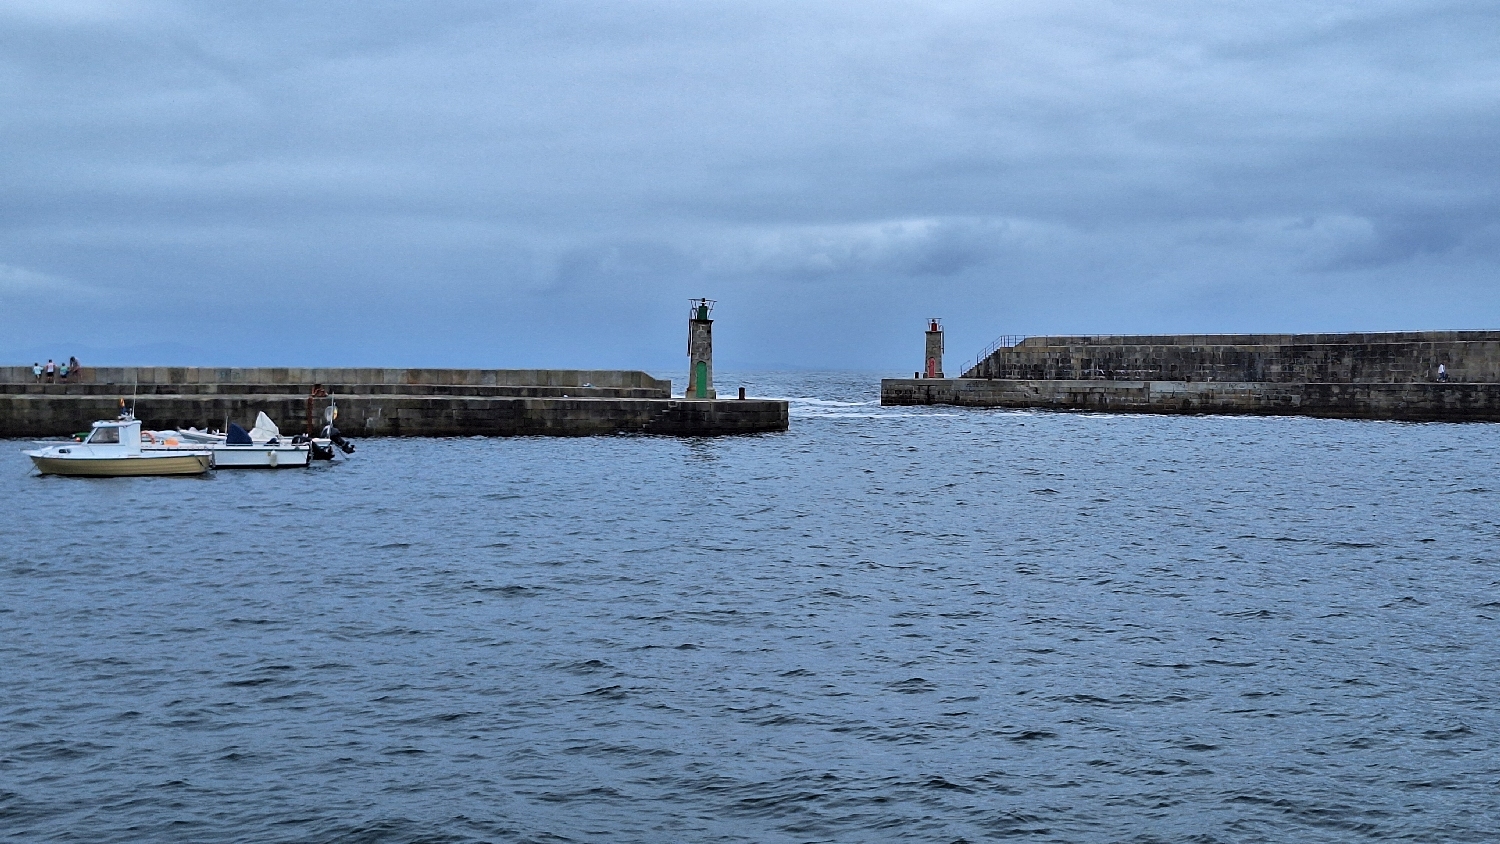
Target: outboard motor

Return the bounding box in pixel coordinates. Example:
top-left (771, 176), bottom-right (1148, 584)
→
top-left (321, 423), bottom-right (356, 455)
top-left (293, 432), bottom-right (335, 460)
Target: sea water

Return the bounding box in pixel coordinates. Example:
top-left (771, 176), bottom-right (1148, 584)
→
top-left (3, 371), bottom-right (1498, 842)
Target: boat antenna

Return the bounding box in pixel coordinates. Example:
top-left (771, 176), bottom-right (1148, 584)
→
top-left (121, 370), bottom-right (138, 420)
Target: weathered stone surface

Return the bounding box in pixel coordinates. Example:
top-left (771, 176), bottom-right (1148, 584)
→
top-left (0, 366), bottom-right (671, 392)
top-left (0, 383), bottom-right (666, 398)
top-left (0, 394), bottom-right (788, 438)
top-left (0, 367), bottom-right (787, 437)
top-left (965, 331), bottom-right (1500, 383)
top-left (882, 378), bottom-right (1500, 421)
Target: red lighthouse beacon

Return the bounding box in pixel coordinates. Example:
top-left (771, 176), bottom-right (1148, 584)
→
top-left (924, 318), bottom-right (944, 378)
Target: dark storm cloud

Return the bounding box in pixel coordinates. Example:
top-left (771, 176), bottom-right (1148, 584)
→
top-left (2, 1), bottom-right (1498, 369)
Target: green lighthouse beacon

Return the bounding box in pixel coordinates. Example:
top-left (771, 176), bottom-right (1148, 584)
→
top-left (687, 298), bottom-right (716, 399)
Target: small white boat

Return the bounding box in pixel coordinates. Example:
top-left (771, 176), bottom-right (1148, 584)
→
top-left (201, 441), bottom-right (310, 468)
top-left (27, 417), bottom-right (212, 477)
top-left (147, 412), bottom-right (311, 469)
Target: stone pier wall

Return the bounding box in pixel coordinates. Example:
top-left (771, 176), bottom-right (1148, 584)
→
top-left (882, 378), bottom-right (1500, 422)
top-left (0, 367), bottom-right (790, 437)
top-left (1, 366), bottom-right (670, 392)
top-left (966, 331), bottom-right (1500, 383)
top-left (0, 394), bottom-right (787, 438)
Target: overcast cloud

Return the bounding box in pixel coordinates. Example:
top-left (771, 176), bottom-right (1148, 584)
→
top-left (2, 0), bottom-right (1498, 370)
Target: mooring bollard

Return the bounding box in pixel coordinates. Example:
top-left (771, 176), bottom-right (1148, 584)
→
top-left (738, 386), bottom-right (746, 400)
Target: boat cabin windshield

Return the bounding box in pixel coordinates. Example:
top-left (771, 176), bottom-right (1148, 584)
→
top-left (87, 427), bottom-right (121, 444)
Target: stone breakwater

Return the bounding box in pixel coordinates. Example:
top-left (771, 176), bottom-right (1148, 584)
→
top-left (964, 330), bottom-right (1500, 383)
top-left (886, 330), bottom-right (1500, 421)
top-left (881, 378), bottom-right (1500, 422)
top-left (0, 366), bottom-right (670, 390)
top-left (1, 368), bottom-right (788, 438)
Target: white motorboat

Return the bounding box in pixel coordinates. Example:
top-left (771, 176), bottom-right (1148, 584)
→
top-left (147, 412), bottom-right (311, 468)
top-left (27, 417), bottom-right (212, 477)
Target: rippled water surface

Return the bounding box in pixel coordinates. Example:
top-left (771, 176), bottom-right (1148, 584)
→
top-left (4, 372), bottom-right (1500, 842)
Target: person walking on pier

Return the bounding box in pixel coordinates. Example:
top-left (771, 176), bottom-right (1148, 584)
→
top-left (43, 359), bottom-right (55, 383)
top-left (1439, 363), bottom-right (1449, 382)
top-left (31, 362), bottom-right (41, 383)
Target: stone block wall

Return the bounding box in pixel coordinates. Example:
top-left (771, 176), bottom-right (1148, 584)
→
top-left (0, 366), bottom-right (671, 393)
top-left (0, 367), bottom-right (797, 438)
top-left (882, 377), bottom-right (1500, 422)
top-left (0, 394), bottom-right (788, 438)
top-left (966, 331), bottom-right (1500, 383)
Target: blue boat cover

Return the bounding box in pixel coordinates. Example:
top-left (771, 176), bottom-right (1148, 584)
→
top-left (226, 423), bottom-right (253, 445)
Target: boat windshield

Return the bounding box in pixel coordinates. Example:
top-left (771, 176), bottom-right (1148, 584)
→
top-left (87, 427), bottom-right (120, 444)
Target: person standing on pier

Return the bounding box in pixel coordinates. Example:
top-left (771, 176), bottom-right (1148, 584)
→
top-left (1439, 363), bottom-right (1449, 382)
top-left (69, 356), bottom-right (80, 381)
top-left (43, 359), bottom-right (55, 383)
top-left (31, 362), bottom-right (41, 383)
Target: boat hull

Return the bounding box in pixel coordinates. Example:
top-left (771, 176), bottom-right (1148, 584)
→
top-left (145, 444), bottom-right (310, 468)
top-left (201, 445), bottom-right (310, 468)
top-left (29, 453), bottom-right (212, 477)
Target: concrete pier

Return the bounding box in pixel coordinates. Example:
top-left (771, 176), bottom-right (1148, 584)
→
top-left (885, 330), bottom-right (1500, 421)
top-left (0, 366), bottom-right (671, 390)
top-left (962, 330), bottom-right (1500, 383)
top-left (1, 367), bottom-right (788, 438)
top-left (882, 378), bottom-right (1500, 421)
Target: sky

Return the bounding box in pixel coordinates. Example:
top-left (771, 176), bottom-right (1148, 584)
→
top-left (2, 1), bottom-right (1498, 372)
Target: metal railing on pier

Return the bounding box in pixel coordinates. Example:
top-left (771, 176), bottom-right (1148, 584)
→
top-left (960, 335), bottom-right (1029, 376)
